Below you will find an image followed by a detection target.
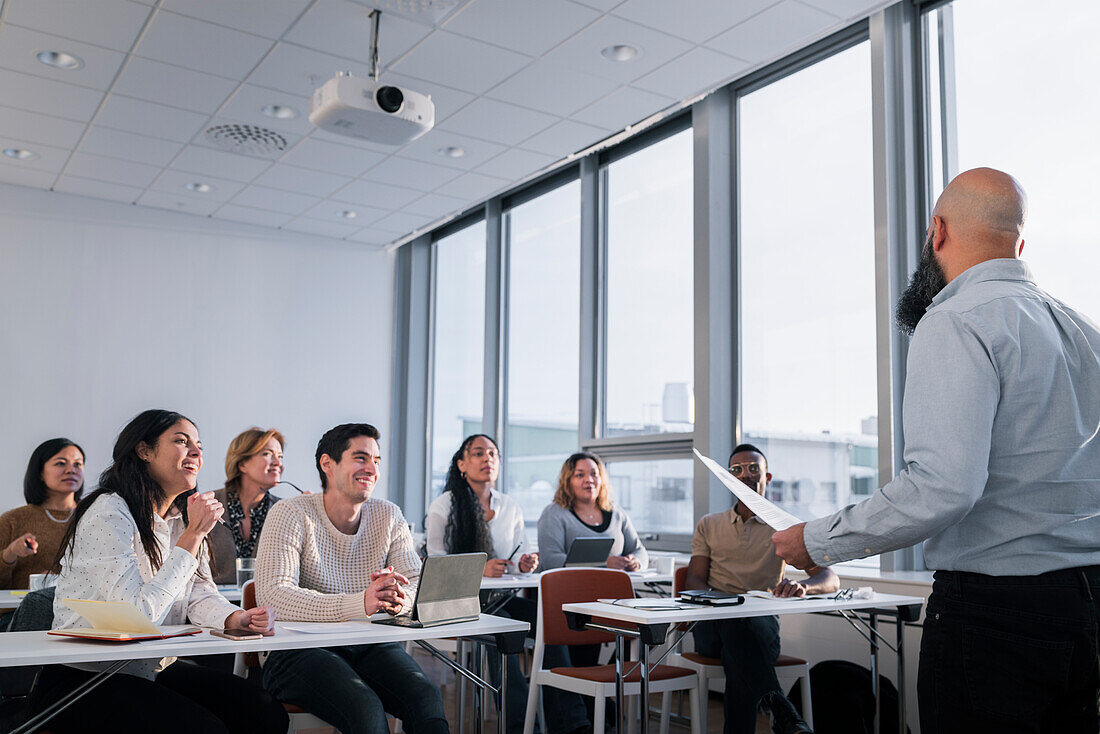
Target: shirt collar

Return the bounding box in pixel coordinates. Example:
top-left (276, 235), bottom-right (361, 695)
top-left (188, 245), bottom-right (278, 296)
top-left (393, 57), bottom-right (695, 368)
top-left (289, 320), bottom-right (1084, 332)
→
top-left (929, 258), bottom-right (1034, 309)
top-left (727, 507), bottom-right (764, 526)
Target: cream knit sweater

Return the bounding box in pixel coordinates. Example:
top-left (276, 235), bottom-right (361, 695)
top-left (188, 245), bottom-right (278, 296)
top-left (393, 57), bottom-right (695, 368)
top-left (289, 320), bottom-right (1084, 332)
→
top-left (255, 493), bottom-right (420, 621)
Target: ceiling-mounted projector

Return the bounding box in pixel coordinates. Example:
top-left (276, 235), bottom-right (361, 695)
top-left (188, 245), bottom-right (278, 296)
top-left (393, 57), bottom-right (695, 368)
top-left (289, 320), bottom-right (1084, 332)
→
top-left (310, 72), bottom-right (434, 145)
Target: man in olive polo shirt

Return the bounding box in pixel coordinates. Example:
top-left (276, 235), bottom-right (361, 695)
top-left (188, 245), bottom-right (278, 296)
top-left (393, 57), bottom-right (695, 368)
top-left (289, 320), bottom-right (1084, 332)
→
top-left (684, 444), bottom-right (839, 734)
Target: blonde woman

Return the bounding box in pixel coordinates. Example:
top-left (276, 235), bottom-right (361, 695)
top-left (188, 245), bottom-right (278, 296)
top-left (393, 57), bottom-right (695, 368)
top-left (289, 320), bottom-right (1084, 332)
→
top-left (537, 451), bottom-right (648, 571)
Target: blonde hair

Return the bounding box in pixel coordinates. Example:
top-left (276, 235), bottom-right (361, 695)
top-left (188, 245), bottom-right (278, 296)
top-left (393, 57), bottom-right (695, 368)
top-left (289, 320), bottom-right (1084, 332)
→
top-left (224, 427), bottom-right (285, 493)
top-left (553, 452), bottom-right (613, 512)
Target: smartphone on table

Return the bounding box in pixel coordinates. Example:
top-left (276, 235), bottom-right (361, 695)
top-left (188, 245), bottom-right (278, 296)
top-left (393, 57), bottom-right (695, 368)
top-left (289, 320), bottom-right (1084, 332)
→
top-left (210, 629), bottom-right (262, 640)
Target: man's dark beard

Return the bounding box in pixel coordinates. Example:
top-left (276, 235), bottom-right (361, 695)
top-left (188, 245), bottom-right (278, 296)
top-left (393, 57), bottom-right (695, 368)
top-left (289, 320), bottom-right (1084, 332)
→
top-left (894, 234), bottom-right (948, 336)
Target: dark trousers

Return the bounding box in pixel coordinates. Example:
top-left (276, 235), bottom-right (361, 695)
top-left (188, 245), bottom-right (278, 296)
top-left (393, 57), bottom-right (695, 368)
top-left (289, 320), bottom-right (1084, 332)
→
top-left (263, 641), bottom-right (448, 734)
top-left (693, 615), bottom-right (782, 734)
top-left (918, 566), bottom-right (1100, 733)
top-left (27, 659), bottom-right (288, 734)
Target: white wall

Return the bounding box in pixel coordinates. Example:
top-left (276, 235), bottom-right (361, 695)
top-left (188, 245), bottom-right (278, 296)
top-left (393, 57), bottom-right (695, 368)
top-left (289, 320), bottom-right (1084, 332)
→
top-left (0, 183), bottom-right (395, 510)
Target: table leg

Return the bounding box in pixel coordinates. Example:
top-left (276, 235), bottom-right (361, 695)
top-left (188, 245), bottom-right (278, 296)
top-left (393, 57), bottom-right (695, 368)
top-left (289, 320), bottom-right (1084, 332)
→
top-left (640, 639), bottom-right (650, 734)
top-left (475, 640), bottom-right (484, 734)
top-left (458, 639), bottom-right (467, 734)
top-left (869, 611), bottom-right (879, 734)
top-left (896, 611), bottom-right (906, 734)
top-left (616, 634), bottom-right (625, 734)
top-left (499, 647), bottom-right (508, 734)
top-left (11, 660), bottom-right (131, 734)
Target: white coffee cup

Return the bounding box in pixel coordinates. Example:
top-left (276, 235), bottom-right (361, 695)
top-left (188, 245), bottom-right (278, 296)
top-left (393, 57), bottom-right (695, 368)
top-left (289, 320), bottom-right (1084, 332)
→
top-left (655, 556), bottom-right (676, 575)
top-left (28, 573), bottom-right (49, 591)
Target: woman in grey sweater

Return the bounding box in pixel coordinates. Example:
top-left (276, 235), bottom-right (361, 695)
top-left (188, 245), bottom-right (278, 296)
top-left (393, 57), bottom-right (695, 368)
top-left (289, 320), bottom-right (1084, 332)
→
top-left (537, 452), bottom-right (648, 571)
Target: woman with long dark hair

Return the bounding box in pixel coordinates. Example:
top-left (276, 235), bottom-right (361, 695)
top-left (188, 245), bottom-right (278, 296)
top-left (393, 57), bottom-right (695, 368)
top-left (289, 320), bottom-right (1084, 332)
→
top-left (0, 438), bottom-right (84, 589)
top-left (27, 409), bottom-right (288, 734)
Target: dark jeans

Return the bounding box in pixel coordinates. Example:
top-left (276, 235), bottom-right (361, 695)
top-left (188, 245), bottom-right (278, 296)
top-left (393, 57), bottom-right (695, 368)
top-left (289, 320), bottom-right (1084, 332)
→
top-left (27, 659), bottom-right (288, 734)
top-left (263, 641), bottom-right (448, 734)
top-left (693, 615), bottom-right (782, 734)
top-left (918, 566), bottom-right (1100, 733)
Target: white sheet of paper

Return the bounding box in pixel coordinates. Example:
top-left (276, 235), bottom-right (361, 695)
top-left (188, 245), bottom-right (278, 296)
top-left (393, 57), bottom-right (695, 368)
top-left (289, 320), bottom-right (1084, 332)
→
top-left (282, 622), bottom-right (371, 634)
top-left (693, 448), bottom-right (804, 531)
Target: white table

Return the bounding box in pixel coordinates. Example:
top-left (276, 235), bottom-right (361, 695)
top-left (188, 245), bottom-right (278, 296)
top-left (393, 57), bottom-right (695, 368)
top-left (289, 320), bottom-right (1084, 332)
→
top-left (562, 592), bottom-right (925, 734)
top-left (1, 614), bottom-right (529, 734)
top-left (1, 585), bottom-right (242, 611)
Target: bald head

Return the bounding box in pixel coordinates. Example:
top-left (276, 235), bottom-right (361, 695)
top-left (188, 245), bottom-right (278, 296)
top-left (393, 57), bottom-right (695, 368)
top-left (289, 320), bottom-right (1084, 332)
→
top-left (933, 167), bottom-right (1028, 255)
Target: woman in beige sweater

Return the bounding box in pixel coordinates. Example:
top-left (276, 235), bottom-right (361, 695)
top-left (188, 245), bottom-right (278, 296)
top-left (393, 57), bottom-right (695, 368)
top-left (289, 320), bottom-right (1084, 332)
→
top-left (0, 438), bottom-right (85, 589)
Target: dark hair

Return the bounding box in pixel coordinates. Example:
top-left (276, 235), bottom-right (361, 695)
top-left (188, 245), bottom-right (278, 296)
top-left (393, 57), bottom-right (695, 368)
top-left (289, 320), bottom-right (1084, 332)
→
top-left (56, 410), bottom-right (196, 574)
top-left (24, 438), bottom-right (85, 505)
top-left (315, 423), bottom-right (381, 489)
top-left (441, 434), bottom-right (496, 555)
top-left (729, 443), bottom-right (767, 467)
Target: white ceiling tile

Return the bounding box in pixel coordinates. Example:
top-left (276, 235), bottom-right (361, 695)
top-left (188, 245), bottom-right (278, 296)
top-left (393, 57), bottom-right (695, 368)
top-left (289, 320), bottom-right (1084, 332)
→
top-left (706, 1), bottom-right (837, 64)
top-left (161, 0), bottom-right (313, 39)
top-left (0, 138), bottom-right (70, 173)
top-left (346, 227), bottom-right (395, 246)
top-left (280, 137), bottom-right (386, 176)
top-left (375, 71), bottom-right (475, 125)
top-left (540, 15), bottom-right (693, 84)
top-left (432, 170), bottom-right (508, 201)
top-left (396, 130), bottom-right (507, 170)
top-left (300, 200), bottom-right (389, 223)
top-left (137, 189), bottom-right (222, 215)
top-left (151, 169), bottom-right (246, 202)
top-left (252, 163), bottom-right (352, 197)
top-left (0, 68), bottom-right (105, 122)
top-left (349, 1), bottom-right (466, 26)
top-left (53, 174), bottom-right (144, 203)
top-left (95, 96), bottom-right (210, 143)
top-left (230, 184), bottom-right (320, 215)
top-left (371, 210), bottom-right (434, 235)
top-left (0, 164), bottom-right (56, 189)
top-left (285, 0), bottom-right (432, 66)
top-left (330, 178), bottom-right (422, 209)
top-left (518, 119), bottom-right (610, 157)
top-left (571, 0), bottom-right (627, 9)
top-left (170, 145), bottom-right (272, 182)
top-left (246, 42), bottom-right (373, 99)
top-left (800, 0), bottom-right (886, 21)
top-left (437, 97), bottom-right (557, 146)
top-left (136, 12), bottom-right (275, 81)
top-left (571, 85), bottom-right (672, 130)
top-left (391, 31), bottom-right (533, 95)
top-left (0, 104), bottom-right (86, 149)
top-left (0, 25), bottom-right (128, 91)
top-left (79, 126), bottom-right (184, 167)
top-left (474, 147), bottom-right (557, 180)
top-left (360, 156), bottom-right (464, 192)
top-left (486, 60), bottom-right (621, 116)
top-left (283, 217), bottom-right (361, 239)
top-left (212, 204), bottom-right (295, 227)
top-left (612, 0), bottom-right (777, 44)
top-left (65, 151), bottom-right (162, 187)
top-left (400, 192), bottom-right (469, 218)
top-left (4, 0), bottom-right (152, 52)
top-left (632, 46), bottom-right (750, 99)
top-left (444, 0), bottom-right (601, 56)
top-left (113, 58), bottom-right (239, 114)
top-left (218, 84), bottom-right (315, 137)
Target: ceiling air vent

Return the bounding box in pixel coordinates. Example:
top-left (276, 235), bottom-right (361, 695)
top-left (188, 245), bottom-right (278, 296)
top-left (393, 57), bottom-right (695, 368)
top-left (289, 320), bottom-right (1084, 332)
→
top-left (203, 124), bottom-right (288, 157)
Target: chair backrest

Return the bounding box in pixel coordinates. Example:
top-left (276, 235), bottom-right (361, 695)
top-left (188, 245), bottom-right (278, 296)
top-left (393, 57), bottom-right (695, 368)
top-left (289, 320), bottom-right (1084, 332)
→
top-left (539, 568), bottom-right (634, 646)
top-left (240, 580), bottom-right (259, 669)
top-left (673, 566), bottom-right (688, 595)
top-left (9, 587), bottom-right (55, 632)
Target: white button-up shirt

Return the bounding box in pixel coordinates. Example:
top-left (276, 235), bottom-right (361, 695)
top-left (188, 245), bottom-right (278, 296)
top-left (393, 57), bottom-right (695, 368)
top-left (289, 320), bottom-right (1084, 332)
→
top-left (425, 488), bottom-right (531, 568)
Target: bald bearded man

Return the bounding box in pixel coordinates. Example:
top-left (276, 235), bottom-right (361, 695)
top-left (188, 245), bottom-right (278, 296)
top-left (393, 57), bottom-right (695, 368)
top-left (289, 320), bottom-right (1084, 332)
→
top-left (773, 168), bottom-right (1100, 732)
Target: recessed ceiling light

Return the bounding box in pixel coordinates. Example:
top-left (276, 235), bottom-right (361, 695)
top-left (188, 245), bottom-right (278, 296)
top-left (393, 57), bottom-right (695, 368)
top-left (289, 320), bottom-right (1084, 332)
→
top-left (601, 44), bottom-right (639, 62)
top-left (2, 148), bottom-right (39, 160)
top-left (185, 182), bottom-right (212, 193)
top-left (36, 51), bottom-right (84, 70)
top-left (261, 104), bottom-right (298, 120)
top-left (340, 210), bottom-right (358, 219)
top-left (437, 146), bottom-right (465, 158)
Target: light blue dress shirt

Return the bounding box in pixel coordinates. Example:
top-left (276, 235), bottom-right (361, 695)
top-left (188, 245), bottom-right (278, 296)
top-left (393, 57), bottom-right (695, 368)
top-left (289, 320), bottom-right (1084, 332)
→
top-left (804, 258), bottom-right (1100, 575)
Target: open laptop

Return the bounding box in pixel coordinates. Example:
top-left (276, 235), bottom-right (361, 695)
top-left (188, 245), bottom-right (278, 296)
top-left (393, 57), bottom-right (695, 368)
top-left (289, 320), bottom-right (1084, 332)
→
top-left (374, 552), bottom-right (487, 628)
top-left (563, 537), bottom-right (615, 567)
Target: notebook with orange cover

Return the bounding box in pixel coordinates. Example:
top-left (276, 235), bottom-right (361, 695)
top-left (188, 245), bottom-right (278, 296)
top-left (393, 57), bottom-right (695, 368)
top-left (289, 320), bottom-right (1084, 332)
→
top-left (48, 599), bottom-right (202, 642)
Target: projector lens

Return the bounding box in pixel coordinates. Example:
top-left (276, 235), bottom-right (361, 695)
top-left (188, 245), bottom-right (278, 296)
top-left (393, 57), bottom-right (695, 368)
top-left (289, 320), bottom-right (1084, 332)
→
top-left (376, 86), bottom-right (404, 114)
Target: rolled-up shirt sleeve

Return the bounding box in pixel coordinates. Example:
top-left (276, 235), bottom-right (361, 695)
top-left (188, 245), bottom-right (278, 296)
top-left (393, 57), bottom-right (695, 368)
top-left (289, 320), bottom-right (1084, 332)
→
top-left (804, 310), bottom-right (999, 565)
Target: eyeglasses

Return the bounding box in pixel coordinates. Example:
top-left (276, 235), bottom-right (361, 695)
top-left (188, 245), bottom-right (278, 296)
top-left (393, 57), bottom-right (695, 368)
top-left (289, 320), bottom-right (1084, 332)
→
top-left (727, 462), bottom-right (762, 478)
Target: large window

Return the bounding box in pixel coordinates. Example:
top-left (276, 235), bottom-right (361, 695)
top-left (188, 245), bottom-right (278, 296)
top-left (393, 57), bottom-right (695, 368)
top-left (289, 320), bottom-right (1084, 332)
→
top-left (926, 0), bottom-right (1100, 320)
top-left (504, 181), bottom-right (581, 523)
top-left (738, 42), bottom-right (879, 531)
top-left (429, 222), bottom-right (486, 498)
top-left (605, 129), bottom-right (694, 437)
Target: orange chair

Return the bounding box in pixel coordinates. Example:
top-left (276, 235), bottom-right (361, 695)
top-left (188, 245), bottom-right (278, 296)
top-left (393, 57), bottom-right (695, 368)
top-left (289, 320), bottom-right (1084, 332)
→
top-left (522, 568), bottom-right (701, 734)
top-left (241, 580), bottom-right (337, 734)
top-left (658, 566), bottom-right (813, 732)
